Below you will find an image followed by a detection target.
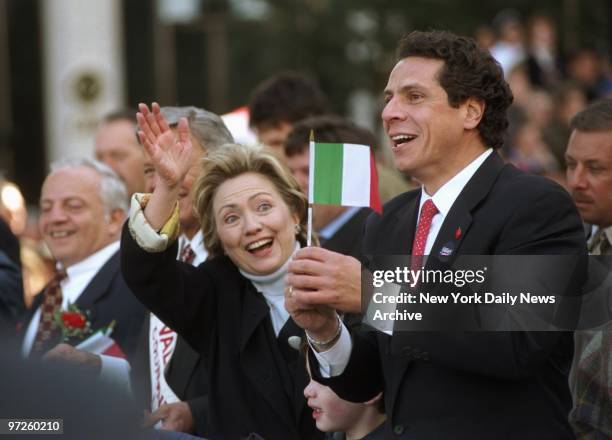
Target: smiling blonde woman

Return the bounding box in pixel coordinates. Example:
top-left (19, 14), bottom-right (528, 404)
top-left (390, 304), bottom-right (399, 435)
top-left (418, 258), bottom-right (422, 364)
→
top-left (121, 103), bottom-right (330, 440)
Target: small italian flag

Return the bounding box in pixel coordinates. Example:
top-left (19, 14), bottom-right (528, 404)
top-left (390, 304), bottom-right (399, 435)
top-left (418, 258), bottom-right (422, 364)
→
top-left (308, 140), bottom-right (382, 213)
top-left (74, 322), bottom-right (126, 359)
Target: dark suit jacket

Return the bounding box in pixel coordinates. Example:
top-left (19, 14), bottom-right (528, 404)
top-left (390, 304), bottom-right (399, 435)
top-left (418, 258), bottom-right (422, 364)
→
top-left (22, 251), bottom-right (145, 357)
top-left (121, 226), bottom-right (323, 440)
top-left (322, 208), bottom-right (371, 259)
top-left (310, 152), bottom-right (588, 439)
top-left (0, 250), bottom-right (24, 338)
top-left (131, 314), bottom-right (210, 437)
top-left (0, 218), bottom-right (24, 337)
top-left (166, 336), bottom-right (209, 435)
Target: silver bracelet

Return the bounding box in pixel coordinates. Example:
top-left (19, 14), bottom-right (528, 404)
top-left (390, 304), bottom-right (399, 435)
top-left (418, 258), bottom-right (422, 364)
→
top-left (306, 314), bottom-right (342, 349)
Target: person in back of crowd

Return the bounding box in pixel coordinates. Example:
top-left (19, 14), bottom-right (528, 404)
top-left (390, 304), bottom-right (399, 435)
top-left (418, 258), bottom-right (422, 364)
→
top-left (566, 47), bottom-right (608, 102)
top-left (490, 9), bottom-right (527, 75)
top-left (565, 99), bottom-right (612, 438)
top-left (248, 71), bottom-right (330, 161)
top-left (505, 106), bottom-right (559, 176)
top-left (95, 109), bottom-right (146, 196)
top-left (543, 82), bottom-right (588, 166)
top-left (525, 14), bottom-right (563, 88)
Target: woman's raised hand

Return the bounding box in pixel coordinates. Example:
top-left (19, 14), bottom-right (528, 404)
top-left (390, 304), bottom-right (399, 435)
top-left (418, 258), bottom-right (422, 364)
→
top-left (137, 102), bottom-right (192, 191)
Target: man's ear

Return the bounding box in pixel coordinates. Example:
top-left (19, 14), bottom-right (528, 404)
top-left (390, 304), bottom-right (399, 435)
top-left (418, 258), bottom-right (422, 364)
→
top-left (107, 209), bottom-right (127, 236)
top-left (463, 97), bottom-right (485, 130)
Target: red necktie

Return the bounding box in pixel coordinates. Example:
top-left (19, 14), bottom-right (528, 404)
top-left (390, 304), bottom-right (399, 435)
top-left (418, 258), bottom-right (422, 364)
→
top-left (32, 267), bottom-right (67, 354)
top-left (411, 199), bottom-right (438, 272)
top-left (179, 243), bottom-right (195, 264)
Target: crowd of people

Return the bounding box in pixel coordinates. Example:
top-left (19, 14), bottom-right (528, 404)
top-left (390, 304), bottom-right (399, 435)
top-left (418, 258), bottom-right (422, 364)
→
top-left (475, 10), bottom-right (612, 184)
top-left (0, 20), bottom-right (611, 440)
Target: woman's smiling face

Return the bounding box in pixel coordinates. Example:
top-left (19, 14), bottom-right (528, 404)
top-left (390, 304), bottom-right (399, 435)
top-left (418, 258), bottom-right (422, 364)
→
top-left (213, 172), bottom-right (299, 275)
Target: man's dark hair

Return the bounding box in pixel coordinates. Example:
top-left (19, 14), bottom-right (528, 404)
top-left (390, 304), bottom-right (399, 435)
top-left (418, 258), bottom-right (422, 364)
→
top-left (570, 99), bottom-right (612, 132)
top-left (248, 71), bottom-right (330, 130)
top-left (397, 30), bottom-right (513, 149)
top-left (284, 114), bottom-right (378, 158)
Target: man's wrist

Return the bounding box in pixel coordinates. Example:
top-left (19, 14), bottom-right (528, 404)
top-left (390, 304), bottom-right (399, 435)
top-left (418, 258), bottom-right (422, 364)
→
top-left (306, 314), bottom-right (342, 352)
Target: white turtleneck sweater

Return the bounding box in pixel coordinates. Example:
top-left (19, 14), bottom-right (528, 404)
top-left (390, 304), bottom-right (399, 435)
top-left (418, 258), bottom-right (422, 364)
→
top-left (239, 242), bottom-right (299, 336)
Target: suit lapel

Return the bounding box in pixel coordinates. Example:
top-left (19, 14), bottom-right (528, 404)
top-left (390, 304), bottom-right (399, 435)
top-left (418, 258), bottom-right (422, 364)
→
top-left (75, 251), bottom-right (120, 322)
top-left (23, 294), bottom-right (43, 324)
top-left (429, 211), bottom-right (472, 267)
top-left (166, 337), bottom-right (200, 398)
top-left (429, 151), bottom-right (506, 262)
top-left (24, 253), bottom-right (119, 326)
top-left (18, 294), bottom-right (43, 347)
top-left (239, 281), bottom-right (270, 353)
top-left (281, 318), bottom-right (308, 421)
top-left (239, 281), bottom-right (295, 432)
top-left (379, 193), bottom-right (420, 254)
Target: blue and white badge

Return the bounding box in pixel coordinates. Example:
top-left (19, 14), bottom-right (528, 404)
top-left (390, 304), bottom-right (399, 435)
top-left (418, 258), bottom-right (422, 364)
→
top-left (439, 242), bottom-right (454, 258)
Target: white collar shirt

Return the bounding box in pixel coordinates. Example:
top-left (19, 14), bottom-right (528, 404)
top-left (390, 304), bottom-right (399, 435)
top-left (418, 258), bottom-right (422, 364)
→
top-left (179, 230), bottom-right (208, 266)
top-left (418, 148), bottom-right (493, 255)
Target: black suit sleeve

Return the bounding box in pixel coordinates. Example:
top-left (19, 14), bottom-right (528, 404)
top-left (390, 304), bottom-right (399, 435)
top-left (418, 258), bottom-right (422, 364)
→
top-left (186, 395), bottom-right (210, 437)
top-left (0, 250), bottom-right (24, 336)
top-left (120, 224), bottom-right (217, 354)
top-left (308, 330), bottom-right (384, 402)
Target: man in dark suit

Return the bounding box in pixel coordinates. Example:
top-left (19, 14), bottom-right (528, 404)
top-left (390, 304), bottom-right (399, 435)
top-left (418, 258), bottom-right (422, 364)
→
top-left (20, 158), bottom-right (145, 370)
top-left (286, 30), bottom-right (587, 439)
top-left (95, 109), bottom-right (146, 196)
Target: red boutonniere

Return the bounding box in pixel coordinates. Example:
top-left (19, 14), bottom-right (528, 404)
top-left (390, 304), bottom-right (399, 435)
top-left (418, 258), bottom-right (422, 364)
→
top-left (55, 303), bottom-right (92, 341)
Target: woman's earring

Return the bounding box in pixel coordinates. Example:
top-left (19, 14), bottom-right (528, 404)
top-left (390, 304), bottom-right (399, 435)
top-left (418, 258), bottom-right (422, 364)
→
top-left (294, 224), bottom-right (301, 234)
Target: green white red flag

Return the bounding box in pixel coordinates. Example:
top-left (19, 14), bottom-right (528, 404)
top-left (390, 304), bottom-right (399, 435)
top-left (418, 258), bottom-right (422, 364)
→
top-left (308, 141), bottom-right (382, 213)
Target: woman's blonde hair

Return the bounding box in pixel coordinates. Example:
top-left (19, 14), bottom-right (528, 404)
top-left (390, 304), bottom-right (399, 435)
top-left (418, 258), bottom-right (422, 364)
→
top-left (194, 144), bottom-right (310, 257)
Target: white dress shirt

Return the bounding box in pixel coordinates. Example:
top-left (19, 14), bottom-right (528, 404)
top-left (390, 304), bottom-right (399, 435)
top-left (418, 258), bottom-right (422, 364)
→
top-left (178, 230), bottom-right (208, 266)
top-left (314, 149), bottom-right (493, 377)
